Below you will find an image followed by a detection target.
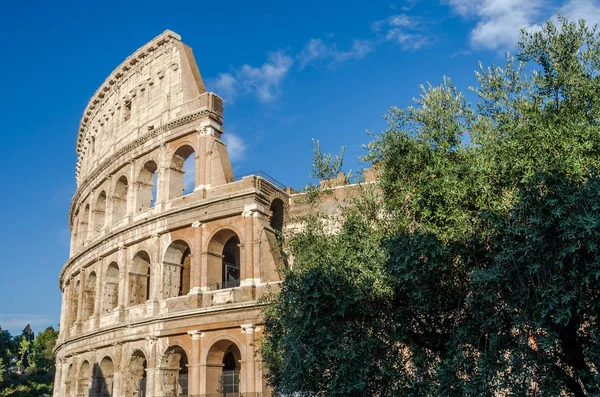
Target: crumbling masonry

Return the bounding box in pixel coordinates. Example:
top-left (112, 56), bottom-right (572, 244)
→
top-left (53, 30), bottom-right (294, 397)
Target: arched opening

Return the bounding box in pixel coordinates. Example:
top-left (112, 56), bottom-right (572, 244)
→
top-left (72, 209), bottom-right (80, 249)
top-left (124, 350), bottom-right (147, 397)
top-left (113, 175), bottom-right (128, 221)
top-left (129, 251), bottom-right (151, 306)
top-left (94, 191), bottom-right (107, 234)
top-left (159, 346), bottom-right (188, 397)
top-left (70, 280), bottom-right (80, 327)
top-left (162, 241), bottom-right (191, 298)
top-left (168, 145), bottom-right (196, 199)
top-left (83, 272), bottom-right (96, 320)
top-left (93, 357), bottom-right (114, 397)
top-left (136, 161), bottom-right (158, 213)
top-left (79, 204), bottom-right (90, 246)
top-left (77, 360), bottom-right (91, 397)
top-left (208, 230), bottom-right (241, 290)
top-left (269, 198), bottom-right (285, 233)
top-left (102, 263), bottom-right (120, 314)
top-left (206, 340), bottom-right (242, 395)
top-left (64, 363), bottom-right (73, 397)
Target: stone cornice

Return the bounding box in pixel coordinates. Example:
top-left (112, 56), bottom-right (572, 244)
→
top-left (69, 108), bottom-right (221, 227)
top-left (75, 30), bottom-right (180, 161)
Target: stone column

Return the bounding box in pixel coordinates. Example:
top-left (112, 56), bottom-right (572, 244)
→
top-left (112, 343), bottom-right (123, 397)
top-left (126, 160), bottom-right (136, 218)
top-left (76, 273), bottom-right (85, 327)
top-left (187, 331), bottom-right (203, 397)
top-left (151, 233), bottom-right (162, 302)
top-left (59, 285), bottom-right (69, 339)
top-left (117, 246), bottom-right (127, 320)
top-left (241, 324), bottom-right (256, 394)
top-left (189, 222), bottom-right (204, 295)
top-left (53, 357), bottom-right (63, 397)
top-left (93, 259), bottom-right (103, 327)
top-left (145, 336), bottom-right (157, 397)
top-left (241, 205), bottom-right (257, 284)
top-left (156, 143), bottom-right (168, 206)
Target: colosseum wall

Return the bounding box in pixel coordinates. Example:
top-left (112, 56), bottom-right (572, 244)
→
top-left (53, 30), bottom-right (293, 397)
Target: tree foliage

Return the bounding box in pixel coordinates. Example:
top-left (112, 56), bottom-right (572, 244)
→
top-left (261, 17), bottom-right (600, 397)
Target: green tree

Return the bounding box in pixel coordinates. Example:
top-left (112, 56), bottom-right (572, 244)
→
top-left (29, 326), bottom-right (58, 372)
top-left (262, 17), bottom-right (600, 396)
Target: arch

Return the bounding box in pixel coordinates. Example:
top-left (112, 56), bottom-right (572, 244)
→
top-left (70, 280), bottom-right (80, 327)
top-left (64, 363), bottom-right (73, 397)
top-left (207, 229), bottom-right (241, 290)
top-left (82, 272), bottom-right (97, 320)
top-left (94, 190), bottom-right (107, 234)
top-left (129, 251), bottom-right (151, 305)
top-left (162, 240), bottom-right (191, 298)
top-left (136, 160), bottom-right (158, 213)
top-left (102, 262), bottom-right (120, 314)
top-left (79, 204), bottom-right (90, 246)
top-left (113, 175), bottom-right (128, 221)
top-left (158, 345), bottom-right (188, 397)
top-left (92, 356), bottom-right (115, 397)
top-left (205, 339), bottom-right (242, 395)
top-left (123, 350), bottom-right (147, 397)
top-left (77, 360), bottom-right (92, 397)
top-left (168, 144), bottom-right (196, 199)
top-left (269, 198), bottom-right (285, 233)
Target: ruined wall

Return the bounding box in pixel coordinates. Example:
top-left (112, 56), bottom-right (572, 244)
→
top-left (55, 31), bottom-right (286, 397)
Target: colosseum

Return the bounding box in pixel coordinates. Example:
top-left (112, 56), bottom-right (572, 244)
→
top-left (52, 30), bottom-right (294, 397)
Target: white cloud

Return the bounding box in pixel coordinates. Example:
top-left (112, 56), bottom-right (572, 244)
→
top-left (298, 38), bottom-right (374, 69)
top-left (222, 133), bottom-right (247, 163)
top-left (208, 51), bottom-right (293, 103)
top-left (447, 0), bottom-right (600, 51)
top-left (373, 14), bottom-right (430, 49)
top-left (559, 0), bottom-right (600, 26)
top-left (213, 73), bottom-right (238, 103)
top-left (0, 314), bottom-right (55, 334)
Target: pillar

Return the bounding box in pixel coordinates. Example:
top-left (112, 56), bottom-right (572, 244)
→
top-left (93, 259), bottom-right (103, 327)
top-left (76, 273), bottom-right (85, 326)
top-left (59, 285), bottom-right (69, 339)
top-left (242, 205), bottom-right (257, 284)
top-left (242, 324), bottom-right (256, 394)
top-left (189, 222), bottom-right (204, 295)
top-left (145, 337), bottom-right (157, 397)
top-left (187, 331), bottom-right (203, 397)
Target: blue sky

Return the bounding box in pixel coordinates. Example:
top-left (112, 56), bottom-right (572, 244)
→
top-left (0, 0), bottom-right (599, 336)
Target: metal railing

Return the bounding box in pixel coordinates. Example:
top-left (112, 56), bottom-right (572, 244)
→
top-left (235, 171), bottom-right (286, 191)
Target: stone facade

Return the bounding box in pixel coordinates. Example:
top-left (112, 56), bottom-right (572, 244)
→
top-left (53, 30), bottom-right (291, 397)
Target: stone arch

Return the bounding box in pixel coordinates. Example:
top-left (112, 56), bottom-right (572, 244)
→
top-left (79, 204), bottom-right (90, 246)
top-left (113, 175), bottom-right (129, 221)
top-left (92, 356), bottom-right (115, 397)
top-left (168, 144), bottom-right (196, 199)
top-left (269, 198), bottom-right (285, 233)
top-left (123, 349), bottom-right (147, 397)
top-left (204, 339), bottom-right (243, 395)
top-left (136, 160), bottom-right (158, 213)
top-left (64, 363), bottom-right (73, 397)
top-left (102, 262), bottom-right (120, 314)
top-left (94, 191), bottom-right (107, 234)
top-left (70, 279), bottom-right (80, 327)
top-left (207, 229), bottom-right (241, 290)
top-left (83, 271), bottom-right (97, 320)
top-left (77, 360), bottom-right (92, 397)
top-left (158, 345), bottom-right (188, 397)
top-left (162, 240), bottom-right (192, 298)
top-left (129, 251), bottom-right (151, 306)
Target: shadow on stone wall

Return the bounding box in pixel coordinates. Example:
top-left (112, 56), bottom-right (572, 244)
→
top-left (89, 363), bottom-right (111, 397)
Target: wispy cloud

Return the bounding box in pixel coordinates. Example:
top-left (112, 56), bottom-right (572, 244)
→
top-left (222, 133), bottom-right (247, 163)
top-left (446, 0), bottom-right (600, 51)
top-left (372, 14), bottom-right (430, 50)
top-left (209, 51), bottom-right (293, 103)
top-left (559, 0), bottom-right (600, 26)
top-left (298, 38), bottom-right (374, 69)
top-left (0, 314), bottom-right (55, 334)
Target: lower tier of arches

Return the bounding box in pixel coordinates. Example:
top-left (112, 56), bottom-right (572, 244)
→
top-left (54, 324), bottom-right (270, 397)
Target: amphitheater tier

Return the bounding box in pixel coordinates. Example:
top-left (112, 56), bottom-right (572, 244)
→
top-left (55, 31), bottom-right (289, 397)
